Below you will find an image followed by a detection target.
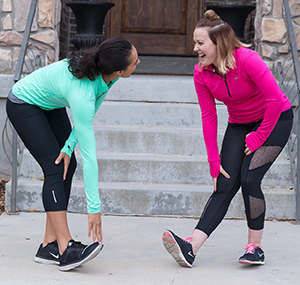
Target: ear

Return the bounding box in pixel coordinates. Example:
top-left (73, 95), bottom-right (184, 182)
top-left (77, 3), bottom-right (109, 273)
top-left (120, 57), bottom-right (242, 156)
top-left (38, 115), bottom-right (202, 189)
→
top-left (116, 70), bottom-right (122, 76)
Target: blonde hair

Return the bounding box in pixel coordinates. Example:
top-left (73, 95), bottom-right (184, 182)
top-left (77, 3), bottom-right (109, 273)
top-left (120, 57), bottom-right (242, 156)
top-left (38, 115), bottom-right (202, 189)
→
top-left (195, 10), bottom-right (250, 74)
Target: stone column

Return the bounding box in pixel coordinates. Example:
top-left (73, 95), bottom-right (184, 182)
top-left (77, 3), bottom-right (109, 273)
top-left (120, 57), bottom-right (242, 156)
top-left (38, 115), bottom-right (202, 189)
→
top-left (0, 0), bottom-right (60, 75)
top-left (255, 0), bottom-right (300, 74)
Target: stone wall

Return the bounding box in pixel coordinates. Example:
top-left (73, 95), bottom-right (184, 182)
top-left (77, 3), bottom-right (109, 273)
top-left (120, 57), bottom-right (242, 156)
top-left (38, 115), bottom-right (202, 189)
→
top-left (255, 0), bottom-right (300, 74)
top-left (0, 0), bottom-right (60, 75)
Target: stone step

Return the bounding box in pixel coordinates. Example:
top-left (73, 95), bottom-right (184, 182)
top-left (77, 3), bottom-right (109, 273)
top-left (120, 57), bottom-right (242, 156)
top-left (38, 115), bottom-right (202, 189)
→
top-left (94, 125), bottom-right (224, 155)
top-left (19, 150), bottom-right (293, 187)
top-left (5, 179), bottom-right (296, 220)
top-left (90, 101), bottom-right (229, 130)
top-left (94, 125), bottom-right (289, 158)
top-left (106, 74), bottom-right (198, 103)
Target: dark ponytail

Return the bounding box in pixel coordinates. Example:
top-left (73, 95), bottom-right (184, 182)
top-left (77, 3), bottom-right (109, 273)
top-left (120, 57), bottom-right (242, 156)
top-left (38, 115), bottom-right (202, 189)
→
top-left (68, 37), bottom-right (133, 81)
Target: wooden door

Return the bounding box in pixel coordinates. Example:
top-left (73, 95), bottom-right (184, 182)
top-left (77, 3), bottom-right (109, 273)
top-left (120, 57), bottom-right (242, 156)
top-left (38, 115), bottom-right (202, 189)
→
top-left (104, 0), bottom-right (204, 56)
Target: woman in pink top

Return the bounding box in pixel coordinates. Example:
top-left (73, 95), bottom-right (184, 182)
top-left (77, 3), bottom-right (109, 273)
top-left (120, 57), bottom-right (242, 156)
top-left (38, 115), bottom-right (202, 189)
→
top-left (162, 10), bottom-right (292, 268)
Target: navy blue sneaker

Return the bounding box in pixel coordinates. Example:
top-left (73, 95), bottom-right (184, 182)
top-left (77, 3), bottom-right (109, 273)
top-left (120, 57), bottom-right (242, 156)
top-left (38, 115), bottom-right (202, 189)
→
top-left (34, 240), bottom-right (59, 265)
top-left (239, 243), bottom-right (265, 265)
top-left (162, 230), bottom-right (195, 268)
top-left (59, 240), bottom-right (103, 271)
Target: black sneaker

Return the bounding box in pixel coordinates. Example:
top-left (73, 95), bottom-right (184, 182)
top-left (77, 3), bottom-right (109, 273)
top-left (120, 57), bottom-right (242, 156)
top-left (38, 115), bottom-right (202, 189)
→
top-left (162, 230), bottom-right (195, 268)
top-left (59, 239), bottom-right (103, 271)
top-left (239, 243), bottom-right (265, 265)
top-left (34, 240), bottom-right (60, 265)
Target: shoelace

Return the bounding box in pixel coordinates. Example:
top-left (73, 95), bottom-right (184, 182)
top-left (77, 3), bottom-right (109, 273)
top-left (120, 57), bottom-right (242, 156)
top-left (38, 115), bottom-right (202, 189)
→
top-left (243, 242), bottom-right (263, 254)
top-left (67, 240), bottom-right (87, 253)
top-left (183, 235), bottom-right (196, 256)
top-left (183, 235), bottom-right (194, 244)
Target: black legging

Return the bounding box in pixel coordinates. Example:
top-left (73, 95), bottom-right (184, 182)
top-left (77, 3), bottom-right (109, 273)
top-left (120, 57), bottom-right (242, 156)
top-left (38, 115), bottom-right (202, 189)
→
top-left (6, 99), bottom-right (77, 212)
top-left (195, 108), bottom-right (293, 236)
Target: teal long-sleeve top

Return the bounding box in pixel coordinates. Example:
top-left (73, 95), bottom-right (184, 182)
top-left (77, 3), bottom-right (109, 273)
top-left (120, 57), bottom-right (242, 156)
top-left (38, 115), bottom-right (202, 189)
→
top-left (12, 59), bottom-right (118, 214)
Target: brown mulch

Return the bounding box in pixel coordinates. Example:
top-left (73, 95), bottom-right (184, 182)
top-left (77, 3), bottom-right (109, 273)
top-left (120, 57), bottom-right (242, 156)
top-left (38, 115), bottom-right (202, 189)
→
top-left (0, 179), bottom-right (9, 214)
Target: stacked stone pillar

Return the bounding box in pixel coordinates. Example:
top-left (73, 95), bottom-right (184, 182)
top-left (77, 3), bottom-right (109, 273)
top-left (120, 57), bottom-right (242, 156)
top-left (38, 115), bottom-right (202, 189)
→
top-left (0, 0), bottom-right (60, 74)
top-left (255, 0), bottom-right (300, 74)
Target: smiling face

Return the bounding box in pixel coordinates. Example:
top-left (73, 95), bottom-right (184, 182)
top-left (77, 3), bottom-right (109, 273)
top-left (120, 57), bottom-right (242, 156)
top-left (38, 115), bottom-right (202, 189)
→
top-left (119, 46), bottom-right (140, 78)
top-left (193, 27), bottom-right (218, 67)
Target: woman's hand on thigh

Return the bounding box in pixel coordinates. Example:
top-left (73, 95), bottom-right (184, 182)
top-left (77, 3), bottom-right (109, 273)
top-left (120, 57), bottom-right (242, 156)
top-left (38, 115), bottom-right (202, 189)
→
top-left (213, 165), bottom-right (230, 191)
top-left (245, 133), bottom-right (253, 155)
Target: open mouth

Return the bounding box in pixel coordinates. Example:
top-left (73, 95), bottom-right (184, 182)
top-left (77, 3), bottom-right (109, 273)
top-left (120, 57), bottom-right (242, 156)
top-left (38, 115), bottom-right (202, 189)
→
top-left (199, 53), bottom-right (206, 59)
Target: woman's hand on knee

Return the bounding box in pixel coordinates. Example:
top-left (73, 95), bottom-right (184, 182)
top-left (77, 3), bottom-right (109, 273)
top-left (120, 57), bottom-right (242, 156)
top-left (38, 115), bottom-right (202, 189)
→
top-left (55, 152), bottom-right (70, 180)
top-left (88, 212), bottom-right (102, 244)
top-left (213, 165), bottom-right (230, 191)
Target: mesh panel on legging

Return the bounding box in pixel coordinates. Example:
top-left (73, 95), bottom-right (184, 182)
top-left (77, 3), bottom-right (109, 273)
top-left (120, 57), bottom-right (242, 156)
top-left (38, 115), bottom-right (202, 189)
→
top-left (249, 195), bottom-right (266, 220)
top-left (246, 145), bottom-right (282, 221)
top-left (249, 146), bottom-right (282, 170)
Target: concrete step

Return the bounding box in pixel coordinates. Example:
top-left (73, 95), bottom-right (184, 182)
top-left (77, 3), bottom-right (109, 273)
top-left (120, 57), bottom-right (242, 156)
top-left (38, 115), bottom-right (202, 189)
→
top-left (91, 101), bottom-right (229, 130)
top-left (94, 125), bottom-right (225, 155)
top-left (5, 179), bottom-right (296, 220)
top-left (19, 150), bottom-right (293, 187)
top-left (94, 125), bottom-right (289, 158)
top-left (106, 74), bottom-right (198, 103)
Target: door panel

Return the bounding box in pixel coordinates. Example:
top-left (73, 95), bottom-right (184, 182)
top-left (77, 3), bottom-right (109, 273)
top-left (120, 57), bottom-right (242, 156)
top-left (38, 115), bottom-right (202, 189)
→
top-left (104, 0), bottom-right (204, 56)
top-left (122, 0), bottom-right (186, 34)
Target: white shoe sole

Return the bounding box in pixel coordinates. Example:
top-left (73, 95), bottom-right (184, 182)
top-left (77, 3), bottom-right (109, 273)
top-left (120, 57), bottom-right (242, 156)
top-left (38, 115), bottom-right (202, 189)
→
top-left (34, 256), bottom-right (60, 265)
top-left (239, 259), bottom-right (265, 265)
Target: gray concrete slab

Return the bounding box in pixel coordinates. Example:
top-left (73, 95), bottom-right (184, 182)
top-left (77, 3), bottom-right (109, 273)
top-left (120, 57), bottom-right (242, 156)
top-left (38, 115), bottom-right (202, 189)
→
top-left (0, 212), bottom-right (299, 285)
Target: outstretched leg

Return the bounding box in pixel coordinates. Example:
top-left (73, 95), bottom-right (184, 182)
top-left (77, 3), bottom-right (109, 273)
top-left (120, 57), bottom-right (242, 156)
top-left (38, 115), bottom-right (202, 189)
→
top-left (163, 122), bottom-right (252, 267)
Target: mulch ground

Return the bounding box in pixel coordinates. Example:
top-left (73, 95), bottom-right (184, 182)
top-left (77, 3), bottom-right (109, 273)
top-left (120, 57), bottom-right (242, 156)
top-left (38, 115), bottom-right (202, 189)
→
top-left (0, 179), bottom-right (8, 214)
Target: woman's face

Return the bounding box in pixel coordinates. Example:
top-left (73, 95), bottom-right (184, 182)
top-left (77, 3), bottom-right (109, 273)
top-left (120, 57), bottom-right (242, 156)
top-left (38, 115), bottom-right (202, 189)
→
top-left (193, 27), bottom-right (218, 67)
top-left (119, 46), bottom-right (140, 78)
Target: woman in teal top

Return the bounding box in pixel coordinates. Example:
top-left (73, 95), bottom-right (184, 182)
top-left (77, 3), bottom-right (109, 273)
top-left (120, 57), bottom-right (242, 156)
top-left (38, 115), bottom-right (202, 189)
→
top-left (6, 37), bottom-right (140, 271)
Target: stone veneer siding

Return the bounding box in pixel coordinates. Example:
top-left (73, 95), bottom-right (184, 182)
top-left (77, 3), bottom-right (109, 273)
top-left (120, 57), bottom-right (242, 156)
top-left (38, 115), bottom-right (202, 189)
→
top-left (0, 0), bottom-right (60, 75)
top-left (256, 0), bottom-right (300, 75)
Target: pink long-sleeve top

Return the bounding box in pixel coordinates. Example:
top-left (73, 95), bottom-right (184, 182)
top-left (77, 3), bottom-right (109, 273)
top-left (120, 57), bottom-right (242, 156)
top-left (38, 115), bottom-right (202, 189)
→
top-left (194, 47), bottom-right (291, 178)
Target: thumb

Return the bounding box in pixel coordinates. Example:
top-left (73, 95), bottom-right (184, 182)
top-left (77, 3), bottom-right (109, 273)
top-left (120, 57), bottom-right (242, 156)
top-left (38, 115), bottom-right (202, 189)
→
top-left (55, 153), bottom-right (63, 164)
top-left (220, 166), bottom-right (230, 179)
top-left (222, 169), bottom-right (230, 179)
